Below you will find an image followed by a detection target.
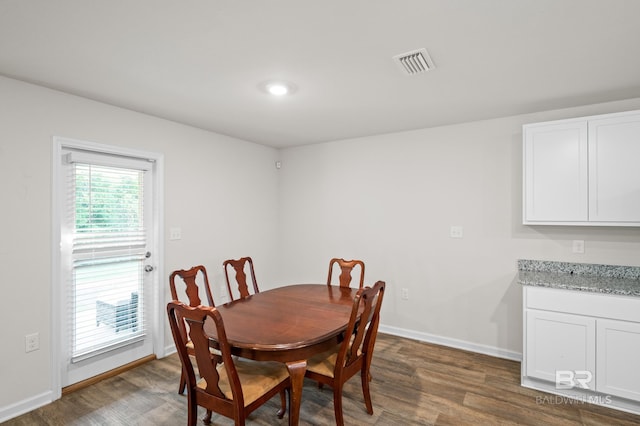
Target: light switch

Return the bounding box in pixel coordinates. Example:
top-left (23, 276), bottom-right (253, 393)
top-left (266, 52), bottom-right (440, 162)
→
top-left (450, 226), bottom-right (463, 239)
top-left (169, 227), bottom-right (182, 240)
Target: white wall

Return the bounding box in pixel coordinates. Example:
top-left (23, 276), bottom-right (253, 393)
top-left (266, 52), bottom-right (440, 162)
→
top-left (277, 97), bottom-right (640, 359)
top-left (0, 76), bottom-right (279, 417)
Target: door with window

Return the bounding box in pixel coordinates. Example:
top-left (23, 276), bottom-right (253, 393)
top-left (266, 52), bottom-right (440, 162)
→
top-left (56, 139), bottom-right (160, 387)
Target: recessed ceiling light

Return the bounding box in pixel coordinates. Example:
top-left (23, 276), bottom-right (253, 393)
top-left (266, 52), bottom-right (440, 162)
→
top-left (267, 83), bottom-right (289, 96)
top-left (260, 80), bottom-right (297, 96)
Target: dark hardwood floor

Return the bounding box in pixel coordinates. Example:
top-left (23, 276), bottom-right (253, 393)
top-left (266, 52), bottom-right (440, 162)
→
top-left (5, 333), bottom-right (640, 425)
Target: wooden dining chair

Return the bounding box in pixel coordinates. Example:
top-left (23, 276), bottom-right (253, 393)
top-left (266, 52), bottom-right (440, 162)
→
top-left (327, 258), bottom-right (365, 289)
top-left (223, 257), bottom-right (259, 301)
top-left (169, 265), bottom-right (215, 308)
top-left (167, 301), bottom-right (290, 426)
top-left (305, 280), bottom-right (386, 426)
top-left (169, 265), bottom-right (216, 395)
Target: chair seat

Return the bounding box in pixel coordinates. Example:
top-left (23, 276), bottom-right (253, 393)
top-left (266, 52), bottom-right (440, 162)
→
top-left (306, 348), bottom-right (339, 378)
top-left (307, 344), bottom-right (363, 379)
top-left (197, 359), bottom-right (290, 406)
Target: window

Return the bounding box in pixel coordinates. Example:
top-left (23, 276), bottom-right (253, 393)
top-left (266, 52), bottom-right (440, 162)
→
top-left (63, 151), bottom-right (151, 362)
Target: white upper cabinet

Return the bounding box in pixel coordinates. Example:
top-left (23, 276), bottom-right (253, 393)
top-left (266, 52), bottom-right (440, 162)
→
top-left (523, 110), bottom-right (640, 226)
top-left (524, 121), bottom-right (588, 222)
top-left (588, 114), bottom-right (640, 222)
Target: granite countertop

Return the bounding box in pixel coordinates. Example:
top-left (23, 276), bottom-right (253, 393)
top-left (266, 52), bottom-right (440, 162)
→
top-left (518, 259), bottom-right (640, 297)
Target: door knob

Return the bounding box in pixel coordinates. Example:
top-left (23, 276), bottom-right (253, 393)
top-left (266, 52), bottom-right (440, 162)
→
top-left (144, 265), bottom-right (154, 272)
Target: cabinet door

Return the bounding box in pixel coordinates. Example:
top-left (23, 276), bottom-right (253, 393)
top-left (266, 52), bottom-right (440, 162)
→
top-left (523, 121), bottom-right (588, 223)
top-left (596, 319), bottom-right (640, 401)
top-left (525, 310), bottom-right (596, 385)
top-left (589, 113), bottom-right (640, 222)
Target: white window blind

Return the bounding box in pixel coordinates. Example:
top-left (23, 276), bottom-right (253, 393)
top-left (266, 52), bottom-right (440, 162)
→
top-left (66, 158), bottom-right (148, 362)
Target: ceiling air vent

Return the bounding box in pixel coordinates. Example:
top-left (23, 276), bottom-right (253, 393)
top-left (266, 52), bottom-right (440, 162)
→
top-left (393, 48), bottom-right (435, 75)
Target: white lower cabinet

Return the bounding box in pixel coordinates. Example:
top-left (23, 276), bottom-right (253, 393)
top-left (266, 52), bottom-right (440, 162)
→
top-left (525, 310), bottom-right (595, 383)
top-left (523, 286), bottom-right (640, 415)
top-left (596, 319), bottom-right (640, 401)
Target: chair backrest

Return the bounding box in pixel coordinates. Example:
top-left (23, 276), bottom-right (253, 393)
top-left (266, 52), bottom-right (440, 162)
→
top-left (335, 281), bottom-right (385, 375)
top-left (223, 257), bottom-right (259, 301)
top-left (327, 258), bottom-right (365, 289)
top-left (169, 265), bottom-right (215, 307)
top-left (166, 301), bottom-right (244, 411)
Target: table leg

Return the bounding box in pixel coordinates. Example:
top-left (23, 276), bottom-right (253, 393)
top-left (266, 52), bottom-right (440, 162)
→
top-left (286, 360), bottom-right (307, 426)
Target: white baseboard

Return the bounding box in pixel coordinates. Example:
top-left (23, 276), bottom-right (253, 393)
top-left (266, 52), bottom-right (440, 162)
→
top-left (0, 391), bottom-right (53, 424)
top-left (164, 344), bottom-right (177, 357)
top-left (378, 324), bottom-right (522, 362)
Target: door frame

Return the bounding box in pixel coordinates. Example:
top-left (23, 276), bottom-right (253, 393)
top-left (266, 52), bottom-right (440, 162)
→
top-left (51, 136), bottom-right (165, 399)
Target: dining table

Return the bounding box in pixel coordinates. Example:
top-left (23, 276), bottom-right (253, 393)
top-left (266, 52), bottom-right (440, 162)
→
top-left (204, 283), bottom-right (359, 426)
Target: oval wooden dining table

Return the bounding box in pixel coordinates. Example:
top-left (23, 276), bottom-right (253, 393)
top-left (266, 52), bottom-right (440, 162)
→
top-left (204, 284), bottom-right (358, 426)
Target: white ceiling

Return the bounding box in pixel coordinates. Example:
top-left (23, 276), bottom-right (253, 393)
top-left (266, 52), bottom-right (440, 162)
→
top-left (2, 1), bottom-right (640, 148)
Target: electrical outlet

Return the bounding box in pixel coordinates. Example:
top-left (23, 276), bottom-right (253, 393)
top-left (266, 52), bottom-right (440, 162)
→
top-left (25, 333), bottom-right (39, 352)
top-left (572, 240), bottom-right (585, 254)
top-left (401, 288), bottom-right (409, 300)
